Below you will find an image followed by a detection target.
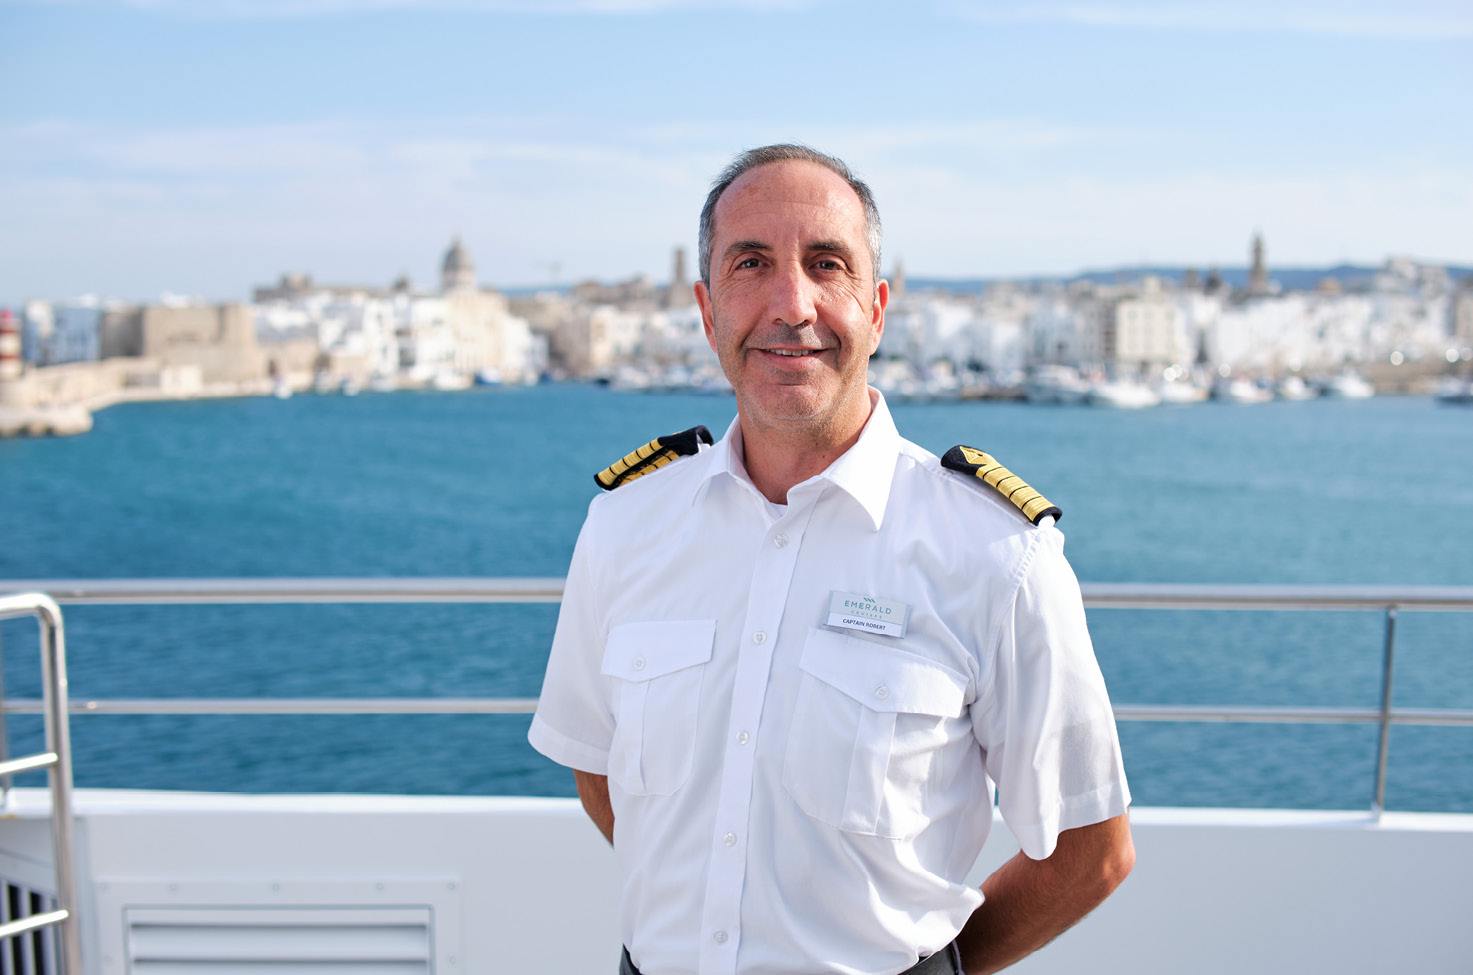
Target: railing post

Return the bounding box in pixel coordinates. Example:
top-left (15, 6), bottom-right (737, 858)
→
top-left (0, 623), bottom-right (10, 804)
top-left (0, 595), bottom-right (83, 975)
top-left (35, 598), bottom-right (82, 975)
top-left (1373, 606), bottom-right (1398, 816)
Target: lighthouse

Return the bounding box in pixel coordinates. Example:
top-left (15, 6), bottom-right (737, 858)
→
top-left (0, 309), bottom-right (23, 405)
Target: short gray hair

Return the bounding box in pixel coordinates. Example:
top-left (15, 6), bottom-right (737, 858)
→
top-left (698, 144), bottom-right (882, 287)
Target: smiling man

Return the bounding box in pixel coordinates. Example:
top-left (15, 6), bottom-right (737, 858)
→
top-left (529, 144), bottom-right (1133, 975)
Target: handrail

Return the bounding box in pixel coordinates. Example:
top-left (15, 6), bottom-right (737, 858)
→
top-left (0, 699), bottom-right (1468, 726)
top-left (2, 577), bottom-right (566, 605)
top-left (3, 578), bottom-right (1470, 609)
top-left (1080, 582), bottom-right (1473, 612)
top-left (0, 593), bottom-right (83, 974)
top-left (4, 578), bottom-right (1473, 818)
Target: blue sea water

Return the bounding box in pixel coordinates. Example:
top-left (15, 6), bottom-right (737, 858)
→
top-left (0, 385), bottom-right (1470, 810)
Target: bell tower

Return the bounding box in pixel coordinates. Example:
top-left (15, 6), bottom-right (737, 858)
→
top-left (1248, 232), bottom-right (1269, 296)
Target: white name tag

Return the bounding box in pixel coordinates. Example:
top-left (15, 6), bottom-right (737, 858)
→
top-left (826, 591), bottom-right (910, 638)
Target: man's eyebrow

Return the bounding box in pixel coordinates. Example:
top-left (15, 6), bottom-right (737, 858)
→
top-left (721, 239), bottom-right (769, 262)
top-left (719, 238), bottom-right (859, 263)
top-left (808, 240), bottom-right (855, 259)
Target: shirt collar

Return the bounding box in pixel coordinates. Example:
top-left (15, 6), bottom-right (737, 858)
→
top-left (697, 388), bottom-right (900, 531)
top-left (818, 388), bottom-right (900, 531)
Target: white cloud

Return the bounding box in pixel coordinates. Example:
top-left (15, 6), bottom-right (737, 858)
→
top-left (956, 2), bottom-right (1473, 40)
top-left (878, 164), bottom-right (1473, 276)
top-left (2, 115), bottom-right (1469, 304)
top-left (0, 117), bottom-right (712, 301)
top-left (13, 0), bottom-right (818, 17)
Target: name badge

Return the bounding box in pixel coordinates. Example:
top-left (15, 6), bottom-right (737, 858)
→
top-left (826, 591), bottom-right (910, 638)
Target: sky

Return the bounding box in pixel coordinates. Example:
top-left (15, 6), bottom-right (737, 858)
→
top-left (1, 0), bottom-right (1470, 305)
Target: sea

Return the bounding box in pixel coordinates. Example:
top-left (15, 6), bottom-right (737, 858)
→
top-left (1, 384), bottom-right (1470, 812)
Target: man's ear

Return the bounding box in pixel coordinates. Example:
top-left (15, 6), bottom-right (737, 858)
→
top-left (695, 280), bottom-right (718, 352)
top-left (869, 279), bottom-right (889, 354)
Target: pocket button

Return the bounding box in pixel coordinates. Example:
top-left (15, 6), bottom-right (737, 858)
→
top-left (874, 684), bottom-right (889, 701)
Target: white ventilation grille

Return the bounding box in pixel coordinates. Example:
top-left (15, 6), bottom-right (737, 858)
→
top-left (0, 877), bottom-right (60, 975)
top-left (125, 907), bottom-right (432, 974)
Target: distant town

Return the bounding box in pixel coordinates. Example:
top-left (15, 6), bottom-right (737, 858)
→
top-left (3, 235), bottom-right (1472, 437)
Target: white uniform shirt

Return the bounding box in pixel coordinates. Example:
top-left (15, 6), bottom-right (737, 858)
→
top-left (529, 391), bottom-right (1129, 975)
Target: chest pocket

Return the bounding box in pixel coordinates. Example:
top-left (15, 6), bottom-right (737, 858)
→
top-left (783, 628), bottom-right (969, 838)
top-left (601, 619), bottom-right (715, 796)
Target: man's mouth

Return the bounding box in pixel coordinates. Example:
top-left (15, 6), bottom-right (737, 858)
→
top-left (767, 348), bottom-right (820, 357)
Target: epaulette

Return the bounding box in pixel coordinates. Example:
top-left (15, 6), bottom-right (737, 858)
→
top-left (594, 425), bottom-right (714, 491)
top-left (940, 445), bottom-right (1062, 526)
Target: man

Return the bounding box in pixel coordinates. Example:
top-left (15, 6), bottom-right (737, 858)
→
top-left (529, 144), bottom-right (1133, 975)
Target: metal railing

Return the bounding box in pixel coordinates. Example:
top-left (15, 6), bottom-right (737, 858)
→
top-left (0, 593), bottom-right (83, 975)
top-left (2, 579), bottom-right (1472, 817)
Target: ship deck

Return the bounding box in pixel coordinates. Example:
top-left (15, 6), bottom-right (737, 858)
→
top-left (0, 579), bottom-right (1470, 973)
top-left (0, 788), bottom-right (1470, 974)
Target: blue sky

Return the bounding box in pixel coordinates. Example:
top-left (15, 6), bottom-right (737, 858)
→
top-left (2, 0), bottom-right (1469, 305)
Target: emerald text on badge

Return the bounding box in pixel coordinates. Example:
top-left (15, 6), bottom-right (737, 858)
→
top-left (826, 591), bottom-right (911, 638)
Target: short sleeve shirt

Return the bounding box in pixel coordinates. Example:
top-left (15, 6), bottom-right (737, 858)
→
top-left (529, 391), bottom-right (1130, 975)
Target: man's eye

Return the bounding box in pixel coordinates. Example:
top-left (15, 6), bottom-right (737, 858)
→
top-left (815, 260), bottom-right (841, 271)
top-left (738, 258), bottom-right (762, 269)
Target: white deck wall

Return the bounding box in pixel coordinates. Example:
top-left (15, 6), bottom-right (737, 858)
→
top-left (0, 790), bottom-right (1468, 974)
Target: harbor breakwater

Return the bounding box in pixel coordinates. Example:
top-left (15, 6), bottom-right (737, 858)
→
top-left (0, 357), bottom-right (271, 437)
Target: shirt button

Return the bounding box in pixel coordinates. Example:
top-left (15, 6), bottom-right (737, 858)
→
top-left (736, 731), bottom-right (750, 745)
top-left (714, 931), bottom-right (728, 945)
top-left (752, 631), bottom-right (767, 645)
top-left (632, 656), bottom-right (646, 672)
top-left (874, 684), bottom-right (889, 700)
top-left (774, 533), bottom-right (788, 548)
top-left (723, 832), bottom-right (737, 847)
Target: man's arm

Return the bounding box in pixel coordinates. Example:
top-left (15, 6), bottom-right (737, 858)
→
top-left (956, 812), bottom-right (1134, 975)
top-left (574, 770), bottom-right (615, 845)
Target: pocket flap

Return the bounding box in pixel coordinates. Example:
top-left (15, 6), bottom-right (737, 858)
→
top-left (601, 619), bottom-right (717, 682)
top-left (800, 628), bottom-right (966, 716)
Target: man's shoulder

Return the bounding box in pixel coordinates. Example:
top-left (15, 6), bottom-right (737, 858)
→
top-left (585, 423), bottom-right (715, 518)
top-left (592, 424), bottom-right (714, 492)
top-left (895, 438), bottom-right (1062, 535)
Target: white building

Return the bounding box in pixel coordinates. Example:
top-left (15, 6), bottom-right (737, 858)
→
top-left (1028, 289), bottom-right (1099, 369)
top-left (252, 239), bottom-right (545, 385)
top-left (1105, 278), bottom-right (1188, 376)
top-left (555, 304), bottom-right (647, 377)
top-left (20, 297), bottom-right (104, 366)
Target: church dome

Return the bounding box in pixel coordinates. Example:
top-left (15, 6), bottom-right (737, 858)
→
top-left (441, 236), bottom-right (476, 292)
top-left (443, 237), bottom-right (472, 272)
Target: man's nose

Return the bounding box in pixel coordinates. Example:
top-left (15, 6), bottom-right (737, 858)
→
top-left (768, 262), bottom-right (818, 327)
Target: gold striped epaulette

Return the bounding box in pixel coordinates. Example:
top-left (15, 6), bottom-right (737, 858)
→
top-left (940, 445), bottom-right (1062, 526)
top-left (594, 425), bottom-right (714, 491)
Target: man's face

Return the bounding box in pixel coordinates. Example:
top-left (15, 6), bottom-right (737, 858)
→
top-left (695, 160), bottom-right (887, 441)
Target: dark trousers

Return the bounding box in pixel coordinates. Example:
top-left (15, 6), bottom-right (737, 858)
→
top-left (619, 941), bottom-right (962, 975)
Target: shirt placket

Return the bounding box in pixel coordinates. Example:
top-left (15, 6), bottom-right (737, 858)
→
top-left (697, 493), bottom-right (818, 975)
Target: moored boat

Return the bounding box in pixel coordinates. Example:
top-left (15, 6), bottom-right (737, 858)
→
top-left (1433, 376), bottom-right (1473, 404)
top-left (429, 369), bottom-right (472, 391)
top-left (1212, 376), bottom-right (1273, 404)
top-left (1024, 364), bottom-right (1091, 404)
top-left (1088, 379), bottom-right (1160, 409)
top-left (1156, 378), bottom-right (1208, 405)
top-left (1321, 370), bottom-right (1375, 399)
top-left (1277, 375), bottom-right (1317, 401)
